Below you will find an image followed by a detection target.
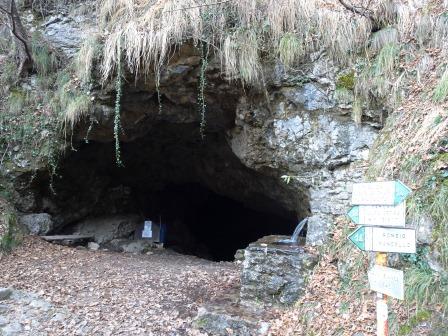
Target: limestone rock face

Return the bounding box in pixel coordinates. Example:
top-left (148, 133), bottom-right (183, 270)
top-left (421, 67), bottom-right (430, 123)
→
top-left (240, 235), bottom-right (318, 306)
top-left (229, 85), bottom-right (377, 244)
top-left (42, 12), bottom-right (97, 57)
top-left (19, 213), bottom-right (53, 235)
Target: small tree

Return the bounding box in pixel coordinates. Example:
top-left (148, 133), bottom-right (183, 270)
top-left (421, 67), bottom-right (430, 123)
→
top-left (0, 0), bottom-right (33, 77)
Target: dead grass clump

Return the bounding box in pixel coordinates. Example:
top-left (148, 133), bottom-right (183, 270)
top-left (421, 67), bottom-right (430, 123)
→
top-left (76, 34), bottom-right (101, 84)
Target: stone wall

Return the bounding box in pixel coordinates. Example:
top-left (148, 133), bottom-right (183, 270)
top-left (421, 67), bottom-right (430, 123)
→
top-left (240, 235), bottom-right (318, 306)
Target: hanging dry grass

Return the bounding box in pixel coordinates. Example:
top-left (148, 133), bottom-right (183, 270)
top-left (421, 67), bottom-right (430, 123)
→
top-left (98, 0), bottom-right (374, 84)
top-left (76, 34), bottom-right (100, 84)
top-left (92, 0), bottom-right (448, 122)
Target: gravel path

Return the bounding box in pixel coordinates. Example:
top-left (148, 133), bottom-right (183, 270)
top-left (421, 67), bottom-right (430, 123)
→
top-left (0, 237), bottom-right (240, 335)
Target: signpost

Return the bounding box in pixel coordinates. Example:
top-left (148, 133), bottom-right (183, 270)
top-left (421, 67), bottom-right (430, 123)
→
top-left (348, 226), bottom-right (416, 253)
top-left (351, 180), bottom-right (411, 206)
top-left (347, 203), bottom-right (406, 227)
top-left (347, 180), bottom-right (415, 336)
top-left (368, 265), bottom-right (404, 300)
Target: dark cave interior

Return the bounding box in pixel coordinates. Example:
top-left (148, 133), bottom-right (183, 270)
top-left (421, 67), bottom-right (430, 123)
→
top-left (34, 122), bottom-right (307, 261)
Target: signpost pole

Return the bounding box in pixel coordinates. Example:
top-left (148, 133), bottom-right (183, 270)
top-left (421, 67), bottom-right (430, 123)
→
top-left (376, 252), bottom-right (389, 336)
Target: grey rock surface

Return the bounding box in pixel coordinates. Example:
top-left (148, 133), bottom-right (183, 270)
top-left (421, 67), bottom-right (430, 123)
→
top-left (87, 242), bottom-right (100, 251)
top-left (0, 289), bottom-right (71, 336)
top-left (106, 239), bottom-right (153, 253)
top-left (42, 12), bottom-right (97, 57)
top-left (19, 213), bottom-right (53, 236)
top-left (73, 214), bottom-right (141, 244)
top-left (195, 307), bottom-right (269, 336)
top-left (194, 292), bottom-right (270, 336)
top-left (0, 304), bottom-right (9, 314)
top-left (0, 288), bottom-right (12, 301)
top-left (410, 214), bottom-right (434, 245)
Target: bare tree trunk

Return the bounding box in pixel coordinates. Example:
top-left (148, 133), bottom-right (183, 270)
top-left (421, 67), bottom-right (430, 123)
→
top-left (0, 0), bottom-right (33, 76)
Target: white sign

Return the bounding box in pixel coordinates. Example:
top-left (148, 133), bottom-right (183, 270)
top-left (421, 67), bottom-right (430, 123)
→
top-left (142, 221), bottom-right (153, 238)
top-left (351, 181), bottom-right (411, 206)
top-left (368, 265), bottom-right (404, 300)
top-left (365, 226), bottom-right (416, 253)
top-left (348, 202), bottom-right (406, 227)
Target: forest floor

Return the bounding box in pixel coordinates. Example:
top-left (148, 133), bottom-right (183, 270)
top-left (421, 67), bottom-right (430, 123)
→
top-left (0, 237), bottom-right (240, 336)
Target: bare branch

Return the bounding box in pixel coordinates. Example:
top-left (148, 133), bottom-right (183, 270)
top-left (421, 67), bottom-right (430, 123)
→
top-left (337, 0), bottom-right (375, 21)
top-left (337, 0), bottom-right (383, 32)
top-left (162, 0), bottom-right (231, 13)
top-left (0, 0), bottom-right (33, 75)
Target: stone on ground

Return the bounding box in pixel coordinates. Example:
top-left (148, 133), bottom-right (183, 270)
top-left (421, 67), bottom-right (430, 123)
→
top-left (0, 288), bottom-right (12, 301)
top-left (106, 238), bottom-right (152, 253)
top-left (87, 242), bottom-right (100, 251)
top-left (194, 292), bottom-right (270, 336)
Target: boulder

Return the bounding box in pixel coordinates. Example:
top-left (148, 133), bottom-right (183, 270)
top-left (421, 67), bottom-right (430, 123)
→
top-left (194, 292), bottom-right (270, 336)
top-left (87, 242), bottom-right (100, 251)
top-left (234, 249), bottom-right (245, 262)
top-left (19, 213), bottom-right (53, 235)
top-left (107, 239), bottom-right (152, 253)
top-left (73, 214), bottom-right (141, 244)
top-left (195, 306), bottom-right (269, 336)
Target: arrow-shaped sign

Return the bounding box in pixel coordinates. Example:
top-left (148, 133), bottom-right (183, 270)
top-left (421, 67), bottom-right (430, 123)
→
top-left (348, 226), bottom-right (416, 253)
top-left (368, 265), bottom-right (404, 300)
top-left (351, 180), bottom-right (412, 206)
top-left (347, 202), bottom-right (406, 227)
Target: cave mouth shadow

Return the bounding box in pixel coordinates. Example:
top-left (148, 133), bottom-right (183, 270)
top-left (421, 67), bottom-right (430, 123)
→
top-left (38, 122), bottom-right (309, 262)
top-left (137, 183), bottom-right (299, 261)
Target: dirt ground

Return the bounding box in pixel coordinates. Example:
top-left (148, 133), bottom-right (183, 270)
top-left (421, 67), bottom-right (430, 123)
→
top-left (0, 237), bottom-right (240, 335)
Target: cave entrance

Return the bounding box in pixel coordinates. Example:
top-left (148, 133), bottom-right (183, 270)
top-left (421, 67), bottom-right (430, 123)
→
top-left (138, 183), bottom-right (298, 261)
top-left (40, 122), bottom-right (308, 261)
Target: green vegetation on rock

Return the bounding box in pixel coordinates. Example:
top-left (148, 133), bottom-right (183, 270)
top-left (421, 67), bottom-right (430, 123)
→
top-left (336, 72), bottom-right (355, 90)
top-left (0, 210), bottom-right (21, 253)
top-left (433, 68), bottom-right (448, 103)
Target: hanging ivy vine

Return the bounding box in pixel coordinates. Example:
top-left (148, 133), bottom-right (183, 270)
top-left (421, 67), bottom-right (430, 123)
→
top-left (155, 70), bottom-right (163, 115)
top-left (114, 46), bottom-right (124, 167)
top-left (198, 41), bottom-right (209, 139)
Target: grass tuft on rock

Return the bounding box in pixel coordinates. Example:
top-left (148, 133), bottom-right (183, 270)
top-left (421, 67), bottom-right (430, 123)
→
top-left (433, 67), bottom-right (448, 103)
top-left (278, 33), bottom-right (303, 67)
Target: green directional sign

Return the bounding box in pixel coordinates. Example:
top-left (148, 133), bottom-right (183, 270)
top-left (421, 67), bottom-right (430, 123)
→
top-left (347, 203), bottom-right (406, 227)
top-left (347, 226), bottom-right (416, 253)
top-left (394, 180), bottom-right (412, 205)
top-left (351, 180), bottom-right (412, 206)
top-left (347, 206), bottom-right (360, 223)
top-left (348, 226), bottom-right (366, 251)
